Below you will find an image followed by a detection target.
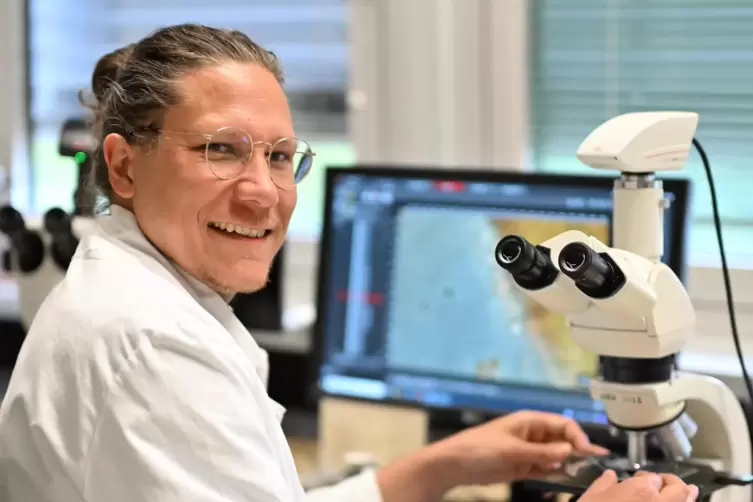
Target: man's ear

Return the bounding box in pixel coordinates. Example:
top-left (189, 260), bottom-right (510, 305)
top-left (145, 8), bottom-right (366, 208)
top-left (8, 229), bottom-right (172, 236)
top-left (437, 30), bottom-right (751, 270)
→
top-left (102, 133), bottom-right (135, 200)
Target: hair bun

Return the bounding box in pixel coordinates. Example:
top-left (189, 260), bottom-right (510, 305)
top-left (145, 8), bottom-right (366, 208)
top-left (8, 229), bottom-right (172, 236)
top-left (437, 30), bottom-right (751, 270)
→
top-left (91, 44), bottom-right (135, 103)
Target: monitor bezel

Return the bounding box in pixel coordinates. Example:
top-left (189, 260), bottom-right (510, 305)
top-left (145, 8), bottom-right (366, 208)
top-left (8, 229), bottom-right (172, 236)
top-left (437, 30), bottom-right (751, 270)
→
top-left (308, 164), bottom-right (691, 419)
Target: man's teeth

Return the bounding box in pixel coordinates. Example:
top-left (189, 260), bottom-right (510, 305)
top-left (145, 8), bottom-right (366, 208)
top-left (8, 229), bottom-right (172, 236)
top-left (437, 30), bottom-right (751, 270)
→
top-left (209, 222), bottom-right (267, 238)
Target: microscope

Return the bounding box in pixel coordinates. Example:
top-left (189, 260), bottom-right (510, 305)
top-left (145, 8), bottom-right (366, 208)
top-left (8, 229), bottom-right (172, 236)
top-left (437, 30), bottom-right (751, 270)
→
top-left (0, 206), bottom-right (95, 330)
top-left (494, 112), bottom-right (752, 502)
top-left (0, 118), bottom-right (97, 331)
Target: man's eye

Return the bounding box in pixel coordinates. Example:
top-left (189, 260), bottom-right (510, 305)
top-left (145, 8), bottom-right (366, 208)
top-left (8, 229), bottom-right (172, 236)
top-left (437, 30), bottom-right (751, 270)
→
top-left (207, 143), bottom-right (235, 155)
top-left (270, 151), bottom-right (291, 164)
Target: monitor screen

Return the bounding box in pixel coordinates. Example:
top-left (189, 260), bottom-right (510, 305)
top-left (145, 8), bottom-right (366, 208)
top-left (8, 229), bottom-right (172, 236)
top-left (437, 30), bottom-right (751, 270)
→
top-left (313, 166), bottom-right (690, 425)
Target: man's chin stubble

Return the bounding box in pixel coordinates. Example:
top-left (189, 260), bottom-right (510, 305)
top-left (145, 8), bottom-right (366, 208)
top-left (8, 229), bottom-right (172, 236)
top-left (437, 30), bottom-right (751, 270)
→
top-left (203, 269), bottom-right (270, 296)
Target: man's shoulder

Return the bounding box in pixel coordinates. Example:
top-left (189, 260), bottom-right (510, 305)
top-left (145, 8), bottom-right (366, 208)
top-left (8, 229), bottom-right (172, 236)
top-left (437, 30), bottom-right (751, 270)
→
top-left (26, 235), bottom-right (224, 367)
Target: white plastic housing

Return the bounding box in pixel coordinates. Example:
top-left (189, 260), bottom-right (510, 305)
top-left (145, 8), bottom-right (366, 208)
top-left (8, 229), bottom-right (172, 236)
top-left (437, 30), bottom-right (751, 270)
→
top-left (12, 215), bottom-right (97, 330)
top-left (576, 111), bottom-right (699, 173)
top-left (591, 373), bottom-right (751, 502)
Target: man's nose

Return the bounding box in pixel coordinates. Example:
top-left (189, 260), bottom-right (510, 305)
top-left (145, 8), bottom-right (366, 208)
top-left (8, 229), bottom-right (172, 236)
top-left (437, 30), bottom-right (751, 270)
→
top-left (234, 151), bottom-right (278, 207)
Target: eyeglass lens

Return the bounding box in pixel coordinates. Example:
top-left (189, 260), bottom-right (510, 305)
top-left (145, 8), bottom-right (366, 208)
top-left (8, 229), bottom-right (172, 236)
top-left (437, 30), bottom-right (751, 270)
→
top-left (204, 127), bottom-right (313, 187)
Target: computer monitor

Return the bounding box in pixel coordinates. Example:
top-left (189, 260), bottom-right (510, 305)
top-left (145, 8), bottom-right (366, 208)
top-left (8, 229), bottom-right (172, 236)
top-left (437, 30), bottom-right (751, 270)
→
top-left (312, 166), bottom-right (691, 425)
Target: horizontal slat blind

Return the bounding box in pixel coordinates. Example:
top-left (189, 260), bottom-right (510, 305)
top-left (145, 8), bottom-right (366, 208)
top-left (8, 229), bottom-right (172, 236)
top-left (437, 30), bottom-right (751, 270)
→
top-left (29, 0), bottom-right (349, 135)
top-left (531, 0), bottom-right (753, 234)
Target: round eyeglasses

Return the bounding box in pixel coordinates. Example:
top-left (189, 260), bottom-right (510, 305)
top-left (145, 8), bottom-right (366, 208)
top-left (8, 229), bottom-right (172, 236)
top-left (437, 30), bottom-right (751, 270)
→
top-left (158, 127), bottom-right (315, 188)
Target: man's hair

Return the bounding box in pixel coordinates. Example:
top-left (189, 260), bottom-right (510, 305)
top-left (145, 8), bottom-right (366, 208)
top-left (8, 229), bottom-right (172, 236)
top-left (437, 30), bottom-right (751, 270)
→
top-left (79, 23), bottom-right (284, 213)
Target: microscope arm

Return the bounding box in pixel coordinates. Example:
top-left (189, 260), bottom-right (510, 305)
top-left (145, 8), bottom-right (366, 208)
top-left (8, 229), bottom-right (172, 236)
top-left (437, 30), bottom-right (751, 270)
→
top-left (671, 372), bottom-right (750, 475)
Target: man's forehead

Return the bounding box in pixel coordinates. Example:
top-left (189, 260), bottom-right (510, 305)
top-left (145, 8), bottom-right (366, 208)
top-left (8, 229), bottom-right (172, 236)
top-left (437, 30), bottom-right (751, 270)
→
top-left (168, 63), bottom-right (292, 134)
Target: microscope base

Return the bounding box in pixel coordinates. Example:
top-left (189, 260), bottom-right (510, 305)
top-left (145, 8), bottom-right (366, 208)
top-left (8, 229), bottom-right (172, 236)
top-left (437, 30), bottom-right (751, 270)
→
top-left (521, 454), bottom-right (752, 501)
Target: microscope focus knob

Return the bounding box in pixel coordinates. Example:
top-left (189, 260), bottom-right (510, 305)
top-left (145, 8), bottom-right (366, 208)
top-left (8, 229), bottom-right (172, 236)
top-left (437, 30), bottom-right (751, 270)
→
top-left (44, 207), bottom-right (79, 271)
top-left (0, 205), bottom-right (26, 235)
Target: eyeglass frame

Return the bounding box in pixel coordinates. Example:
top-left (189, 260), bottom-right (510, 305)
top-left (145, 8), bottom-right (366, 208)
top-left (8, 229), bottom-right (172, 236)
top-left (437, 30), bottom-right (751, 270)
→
top-left (135, 126), bottom-right (316, 186)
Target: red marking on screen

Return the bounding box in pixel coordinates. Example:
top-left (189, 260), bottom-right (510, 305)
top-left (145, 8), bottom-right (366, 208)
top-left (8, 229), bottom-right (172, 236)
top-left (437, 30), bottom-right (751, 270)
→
top-left (433, 180), bottom-right (465, 192)
top-left (336, 289), bottom-right (384, 305)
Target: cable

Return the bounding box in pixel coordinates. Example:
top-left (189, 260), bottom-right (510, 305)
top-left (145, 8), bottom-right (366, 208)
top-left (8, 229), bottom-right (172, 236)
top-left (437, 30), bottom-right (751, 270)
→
top-left (691, 138), bottom-right (753, 404)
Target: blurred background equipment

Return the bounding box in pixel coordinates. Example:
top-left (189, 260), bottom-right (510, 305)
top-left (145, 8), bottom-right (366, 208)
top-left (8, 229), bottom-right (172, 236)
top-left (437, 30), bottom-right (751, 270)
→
top-left (0, 204), bottom-right (94, 331)
top-left (58, 118), bottom-right (95, 216)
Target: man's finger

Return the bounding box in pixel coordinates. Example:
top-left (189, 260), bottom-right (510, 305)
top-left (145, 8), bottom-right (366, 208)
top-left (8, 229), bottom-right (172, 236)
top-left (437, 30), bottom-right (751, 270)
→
top-left (562, 420), bottom-right (599, 452)
top-left (513, 440), bottom-right (573, 463)
top-left (686, 484), bottom-right (699, 502)
top-left (518, 412), bottom-right (608, 455)
top-left (627, 472), bottom-right (663, 490)
top-left (581, 470), bottom-right (618, 496)
top-left (657, 474), bottom-right (697, 502)
top-left (659, 473), bottom-right (685, 488)
top-left (658, 483), bottom-right (692, 502)
top-left (580, 443), bottom-right (610, 456)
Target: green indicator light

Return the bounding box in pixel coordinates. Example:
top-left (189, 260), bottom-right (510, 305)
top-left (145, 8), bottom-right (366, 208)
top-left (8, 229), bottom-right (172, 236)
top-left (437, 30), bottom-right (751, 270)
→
top-left (74, 151), bottom-right (88, 164)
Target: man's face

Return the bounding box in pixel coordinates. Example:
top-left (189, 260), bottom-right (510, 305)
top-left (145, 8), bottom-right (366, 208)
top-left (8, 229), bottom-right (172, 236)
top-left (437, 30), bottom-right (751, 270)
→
top-left (128, 63), bottom-right (297, 294)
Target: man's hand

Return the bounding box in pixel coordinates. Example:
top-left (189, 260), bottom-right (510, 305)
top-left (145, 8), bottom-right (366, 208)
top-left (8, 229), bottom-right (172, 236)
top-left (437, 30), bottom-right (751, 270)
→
top-left (580, 470), bottom-right (699, 502)
top-left (375, 410), bottom-right (609, 502)
top-left (427, 410), bottom-right (609, 485)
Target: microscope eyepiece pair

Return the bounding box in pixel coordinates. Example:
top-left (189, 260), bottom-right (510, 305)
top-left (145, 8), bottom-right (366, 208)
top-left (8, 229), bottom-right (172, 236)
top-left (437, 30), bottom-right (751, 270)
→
top-left (0, 205), bottom-right (79, 273)
top-left (495, 234), bottom-right (623, 298)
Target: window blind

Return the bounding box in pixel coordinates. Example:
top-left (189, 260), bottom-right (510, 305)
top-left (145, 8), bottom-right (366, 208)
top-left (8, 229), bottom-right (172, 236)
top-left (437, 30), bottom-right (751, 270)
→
top-left (29, 0), bottom-right (349, 135)
top-left (531, 0), bottom-right (753, 266)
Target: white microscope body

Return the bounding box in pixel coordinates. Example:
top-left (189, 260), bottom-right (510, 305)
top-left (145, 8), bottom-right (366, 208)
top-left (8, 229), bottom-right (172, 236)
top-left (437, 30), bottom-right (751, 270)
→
top-left (495, 112), bottom-right (751, 502)
top-left (0, 206), bottom-right (96, 331)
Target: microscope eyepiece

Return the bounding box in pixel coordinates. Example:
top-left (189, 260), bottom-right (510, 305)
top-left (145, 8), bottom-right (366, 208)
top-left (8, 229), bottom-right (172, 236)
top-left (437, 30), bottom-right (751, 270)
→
top-left (495, 235), bottom-right (558, 290)
top-left (559, 242), bottom-right (625, 298)
top-left (559, 242), bottom-right (608, 286)
top-left (495, 235), bottom-right (532, 274)
top-left (44, 207), bottom-right (79, 271)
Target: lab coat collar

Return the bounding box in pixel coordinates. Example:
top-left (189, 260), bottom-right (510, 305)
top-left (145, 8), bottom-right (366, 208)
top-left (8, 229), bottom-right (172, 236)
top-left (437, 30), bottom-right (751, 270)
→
top-left (96, 205), bottom-right (271, 383)
top-left (100, 205), bottom-right (227, 306)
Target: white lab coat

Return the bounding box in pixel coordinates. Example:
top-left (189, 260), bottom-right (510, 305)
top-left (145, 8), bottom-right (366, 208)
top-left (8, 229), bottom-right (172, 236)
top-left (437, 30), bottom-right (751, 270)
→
top-left (0, 205), bottom-right (382, 502)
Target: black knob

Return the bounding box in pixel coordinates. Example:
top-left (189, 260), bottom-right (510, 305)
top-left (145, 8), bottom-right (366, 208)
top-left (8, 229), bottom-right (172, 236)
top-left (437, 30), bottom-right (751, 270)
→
top-left (15, 231), bottom-right (45, 273)
top-left (44, 207), bottom-right (71, 235)
top-left (0, 205), bottom-right (45, 274)
top-left (0, 205), bottom-right (25, 235)
top-left (44, 208), bottom-right (78, 271)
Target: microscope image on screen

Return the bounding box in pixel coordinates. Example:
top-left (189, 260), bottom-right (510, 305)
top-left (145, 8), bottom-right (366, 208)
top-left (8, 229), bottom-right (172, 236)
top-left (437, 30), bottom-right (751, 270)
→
top-left (386, 205), bottom-right (607, 391)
